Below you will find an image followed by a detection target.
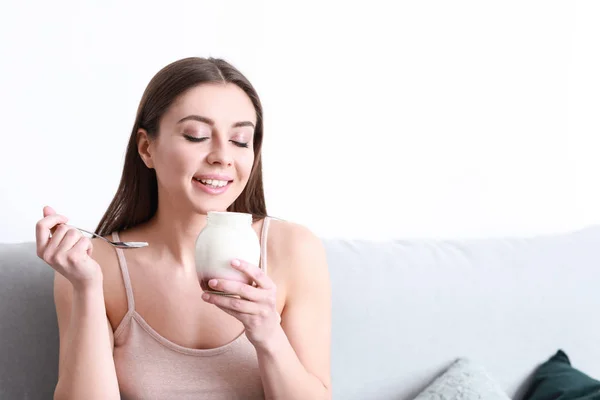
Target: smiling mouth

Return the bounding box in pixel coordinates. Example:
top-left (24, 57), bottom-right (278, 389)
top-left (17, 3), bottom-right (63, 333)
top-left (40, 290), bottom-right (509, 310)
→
top-left (193, 177), bottom-right (232, 189)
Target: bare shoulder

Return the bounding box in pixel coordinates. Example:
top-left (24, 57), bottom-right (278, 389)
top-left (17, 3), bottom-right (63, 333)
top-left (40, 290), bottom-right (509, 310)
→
top-left (91, 236), bottom-right (120, 271)
top-left (268, 218), bottom-right (326, 262)
top-left (267, 219), bottom-right (329, 294)
top-left (268, 216), bottom-right (318, 238)
top-left (90, 235), bottom-right (128, 330)
top-left (89, 236), bottom-right (123, 287)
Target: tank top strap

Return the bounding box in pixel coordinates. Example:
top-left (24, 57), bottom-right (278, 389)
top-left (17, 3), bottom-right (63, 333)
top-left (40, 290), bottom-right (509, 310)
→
top-left (111, 231), bottom-right (136, 313)
top-left (259, 217), bottom-right (271, 274)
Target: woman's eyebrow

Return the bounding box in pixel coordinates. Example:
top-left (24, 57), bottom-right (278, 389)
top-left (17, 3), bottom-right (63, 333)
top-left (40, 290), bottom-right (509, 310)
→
top-left (177, 115), bottom-right (255, 129)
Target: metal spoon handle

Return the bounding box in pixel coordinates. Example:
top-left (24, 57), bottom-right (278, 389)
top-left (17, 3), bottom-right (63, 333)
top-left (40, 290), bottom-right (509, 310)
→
top-left (74, 227), bottom-right (148, 249)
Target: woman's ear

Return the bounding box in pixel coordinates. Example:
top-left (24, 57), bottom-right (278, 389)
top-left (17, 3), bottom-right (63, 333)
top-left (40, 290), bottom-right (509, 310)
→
top-left (137, 129), bottom-right (154, 169)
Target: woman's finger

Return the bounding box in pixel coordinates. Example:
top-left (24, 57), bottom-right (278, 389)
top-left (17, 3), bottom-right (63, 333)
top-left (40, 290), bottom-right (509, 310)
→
top-left (202, 292), bottom-right (260, 315)
top-left (35, 213), bottom-right (69, 256)
top-left (66, 236), bottom-right (93, 265)
top-left (230, 259), bottom-right (274, 290)
top-left (207, 279), bottom-right (264, 302)
top-left (42, 224), bottom-right (70, 260)
top-left (58, 228), bottom-right (83, 253)
top-left (72, 235), bottom-right (92, 253)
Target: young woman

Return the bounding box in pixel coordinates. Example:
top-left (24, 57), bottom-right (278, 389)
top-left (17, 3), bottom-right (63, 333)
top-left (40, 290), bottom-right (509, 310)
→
top-left (35, 57), bottom-right (331, 400)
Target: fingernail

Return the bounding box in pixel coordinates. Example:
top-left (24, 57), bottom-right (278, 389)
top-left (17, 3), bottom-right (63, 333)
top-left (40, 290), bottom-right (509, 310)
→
top-left (209, 279), bottom-right (218, 288)
top-left (202, 293), bottom-right (210, 301)
top-left (231, 259), bottom-right (241, 267)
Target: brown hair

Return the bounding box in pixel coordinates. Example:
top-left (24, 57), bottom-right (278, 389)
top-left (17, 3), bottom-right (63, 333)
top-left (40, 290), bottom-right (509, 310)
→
top-left (95, 57), bottom-right (267, 236)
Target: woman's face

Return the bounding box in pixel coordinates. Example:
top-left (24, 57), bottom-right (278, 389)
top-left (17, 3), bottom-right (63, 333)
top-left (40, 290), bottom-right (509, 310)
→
top-left (139, 83), bottom-right (256, 215)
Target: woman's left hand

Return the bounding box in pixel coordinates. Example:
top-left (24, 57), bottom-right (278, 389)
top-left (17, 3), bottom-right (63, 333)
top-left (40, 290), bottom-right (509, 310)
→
top-left (201, 259), bottom-right (281, 349)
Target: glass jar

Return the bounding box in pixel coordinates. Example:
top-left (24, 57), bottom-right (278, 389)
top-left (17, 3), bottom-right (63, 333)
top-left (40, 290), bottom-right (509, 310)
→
top-left (195, 211), bottom-right (261, 294)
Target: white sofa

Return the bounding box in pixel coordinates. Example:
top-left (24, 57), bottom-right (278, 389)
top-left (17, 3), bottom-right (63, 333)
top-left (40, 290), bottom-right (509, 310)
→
top-left (1, 225), bottom-right (599, 399)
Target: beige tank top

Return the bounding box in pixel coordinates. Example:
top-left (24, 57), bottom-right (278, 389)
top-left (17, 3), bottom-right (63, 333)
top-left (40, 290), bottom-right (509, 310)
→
top-left (110, 218), bottom-right (270, 400)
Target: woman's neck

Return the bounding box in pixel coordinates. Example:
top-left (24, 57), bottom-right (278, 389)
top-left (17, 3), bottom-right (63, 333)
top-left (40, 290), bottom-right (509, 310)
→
top-left (142, 204), bottom-right (208, 268)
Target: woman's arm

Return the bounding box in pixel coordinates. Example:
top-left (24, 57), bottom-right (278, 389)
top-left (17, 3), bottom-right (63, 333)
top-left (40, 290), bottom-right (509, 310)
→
top-left (53, 274), bottom-right (120, 400)
top-left (36, 208), bottom-right (120, 400)
top-left (254, 225), bottom-right (331, 400)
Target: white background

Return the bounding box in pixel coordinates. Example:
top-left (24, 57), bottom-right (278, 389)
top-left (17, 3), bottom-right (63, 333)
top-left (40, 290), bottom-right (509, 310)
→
top-left (1, 0), bottom-right (599, 243)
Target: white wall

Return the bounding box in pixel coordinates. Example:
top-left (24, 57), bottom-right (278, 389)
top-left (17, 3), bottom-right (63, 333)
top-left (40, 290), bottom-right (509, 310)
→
top-left (1, 0), bottom-right (599, 243)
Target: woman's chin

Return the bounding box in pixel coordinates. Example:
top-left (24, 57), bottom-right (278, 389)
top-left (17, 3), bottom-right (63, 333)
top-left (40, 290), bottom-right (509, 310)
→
top-left (187, 191), bottom-right (241, 215)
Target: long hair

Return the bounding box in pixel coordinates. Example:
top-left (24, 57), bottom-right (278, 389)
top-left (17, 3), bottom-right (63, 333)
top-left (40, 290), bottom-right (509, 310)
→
top-left (95, 57), bottom-right (267, 236)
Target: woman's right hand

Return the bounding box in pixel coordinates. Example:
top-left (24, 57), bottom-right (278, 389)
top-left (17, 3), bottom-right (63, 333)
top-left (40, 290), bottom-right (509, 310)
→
top-left (36, 206), bottom-right (102, 290)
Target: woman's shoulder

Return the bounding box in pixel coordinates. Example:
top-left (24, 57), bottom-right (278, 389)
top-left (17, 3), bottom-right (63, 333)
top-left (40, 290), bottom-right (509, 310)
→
top-left (265, 217), bottom-right (328, 280)
top-left (266, 217), bottom-right (323, 252)
top-left (89, 234), bottom-right (129, 330)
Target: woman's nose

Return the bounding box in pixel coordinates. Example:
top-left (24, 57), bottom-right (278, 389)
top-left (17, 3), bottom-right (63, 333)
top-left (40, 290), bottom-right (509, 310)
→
top-left (206, 141), bottom-right (233, 166)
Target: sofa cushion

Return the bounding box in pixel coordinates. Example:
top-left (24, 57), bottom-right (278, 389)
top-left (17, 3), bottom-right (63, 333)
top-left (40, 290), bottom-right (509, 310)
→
top-left (0, 243), bottom-right (58, 400)
top-left (414, 358), bottom-right (510, 400)
top-left (522, 350), bottom-right (600, 400)
top-left (325, 225), bottom-right (600, 400)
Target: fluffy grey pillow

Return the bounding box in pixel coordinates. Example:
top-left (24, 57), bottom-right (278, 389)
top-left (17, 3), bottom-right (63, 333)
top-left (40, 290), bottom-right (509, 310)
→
top-left (413, 359), bottom-right (510, 400)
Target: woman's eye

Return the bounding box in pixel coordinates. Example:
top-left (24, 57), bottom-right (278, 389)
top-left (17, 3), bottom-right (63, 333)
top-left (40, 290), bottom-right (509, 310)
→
top-left (184, 134), bottom-right (248, 148)
top-left (231, 140), bottom-right (249, 148)
top-left (184, 135), bottom-right (208, 143)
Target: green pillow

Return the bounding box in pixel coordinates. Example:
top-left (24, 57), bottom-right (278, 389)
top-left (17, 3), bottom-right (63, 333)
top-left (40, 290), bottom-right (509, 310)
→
top-left (522, 350), bottom-right (600, 400)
